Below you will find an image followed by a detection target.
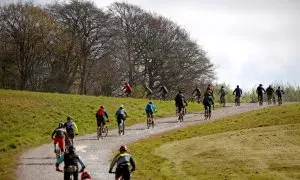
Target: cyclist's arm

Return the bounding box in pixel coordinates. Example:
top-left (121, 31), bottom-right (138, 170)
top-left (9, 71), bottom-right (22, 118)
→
top-left (130, 157), bottom-right (136, 171)
top-left (104, 112), bottom-right (109, 119)
top-left (51, 129), bottom-right (56, 139)
top-left (233, 89), bottom-right (236, 95)
top-left (124, 111), bottom-right (128, 117)
top-left (109, 154), bottom-right (118, 170)
top-left (73, 122), bottom-right (79, 135)
top-left (78, 156), bottom-right (86, 169)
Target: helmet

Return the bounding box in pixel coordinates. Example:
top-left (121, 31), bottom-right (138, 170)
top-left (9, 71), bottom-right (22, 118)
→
top-left (68, 146), bottom-right (75, 153)
top-left (100, 105), bottom-right (104, 109)
top-left (278, 86), bottom-right (281, 89)
top-left (221, 85), bottom-right (224, 88)
top-left (269, 85), bottom-right (271, 87)
top-left (67, 116), bottom-right (71, 121)
top-left (119, 145), bottom-right (127, 152)
top-left (237, 85), bottom-right (239, 88)
top-left (120, 104), bottom-right (124, 109)
top-left (178, 90), bottom-right (182, 94)
top-left (58, 122), bottom-right (64, 128)
top-left (259, 84), bottom-right (263, 86)
top-left (149, 101), bottom-right (153, 104)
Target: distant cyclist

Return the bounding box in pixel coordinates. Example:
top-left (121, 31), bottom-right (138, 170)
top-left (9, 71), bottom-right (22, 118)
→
top-left (109, 145), bottom-right (136, 180)
top-left (64, 116), bottom-right (79, 144)
top-left (95, 106), bottom-right (109, 130)
top-left (205, 84), bottom-right (214, 109)
top-left (56, 146), bottom-right (86, 180)
top-left (256, 84), bottom-right (266, 103)
top-left (192, 86), bottom-right (201, 103)
top-left (159, 85), bottom-right (168, 100)
top-left (115, 105), bottom-right (128, 126)
top-left (145, 101), bottom-right (157, 121)
top-left (203, 90), bottom-right (213, 115)
top-left (218, 85), bottom-right (227, 106)
top-left (175, 90), bottom-right (188, 117)
top-left (266, 85), bottom-right (275, 104)
top-left (123, 83), bottom-right (132, 97)
top-left (233, 85), bottom-right (242, 104)
top-left (275, 86), bottom-right (285, 103)
top-left (51, 122), bottom-right (67, 154)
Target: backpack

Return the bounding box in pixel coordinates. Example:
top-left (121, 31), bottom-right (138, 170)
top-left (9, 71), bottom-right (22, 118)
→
top-left (66, 121), bottom-right (74, 131)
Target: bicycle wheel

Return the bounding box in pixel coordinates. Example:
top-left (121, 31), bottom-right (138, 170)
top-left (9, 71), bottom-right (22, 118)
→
top-left (118, 124), bottom-right (122, 136)
top-left (122, 121), bottom-right (125, 135)
top-left (147, 117), bottom-right (151, 129)
top-left (97, 126), bottom-right (101, 140)
top-left (204, 109), bottom-right (208, 120)
top-left (179, 111), bottom-right (184, 122)
top-left (102, 126), bottom-right (108, 137)
top-left (151, 118), bottom-right (155, 128)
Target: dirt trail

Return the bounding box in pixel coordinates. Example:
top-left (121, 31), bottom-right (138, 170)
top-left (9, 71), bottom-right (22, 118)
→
top-left (18, 103), bottom-right (265, 180)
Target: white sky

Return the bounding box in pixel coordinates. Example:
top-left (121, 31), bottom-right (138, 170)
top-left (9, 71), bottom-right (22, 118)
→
top-left (3, 0), bottom-right (300, 90)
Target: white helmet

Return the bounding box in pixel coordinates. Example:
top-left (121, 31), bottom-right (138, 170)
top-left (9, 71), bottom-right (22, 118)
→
top-left (120, 104), bottom-right (124, 108)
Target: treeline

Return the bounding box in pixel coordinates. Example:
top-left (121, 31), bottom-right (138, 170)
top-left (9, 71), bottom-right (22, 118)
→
top-left (0, 0), bottom-right (215, 96)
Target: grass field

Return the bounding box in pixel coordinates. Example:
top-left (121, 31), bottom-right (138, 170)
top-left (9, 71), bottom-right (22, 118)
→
top-left (0, 89), bottom-right (203, 180)
top-left (129, 104), bottom-right (300, 180)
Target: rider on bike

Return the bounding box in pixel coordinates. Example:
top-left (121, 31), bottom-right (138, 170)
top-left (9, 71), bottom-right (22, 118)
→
top-left (64, 116), bottom-right (79, 144)
top-left (51, 122), bottom-right (67, 154)
top-left (145, 101), bottom-right (157, 119)
top-left (256, 84), bottom-right (266, 103)
top-left (96, 106), bottom-right (109, 129)
top-left (109, 145), bottom-right (136, 180)
top-left (159, 85), bottom-right (168, 100)
top-left (275, 86), bottom-right (285, 103)
top-left (266, 85), bottom-right (275, 103)
top-left (192, 86), bottom-right (201, 102)
top-left (218, 85), bottom-right (227, 102)
top-left (115, 105), bottom-right (128, 126)
top-left (205, 84), bottom-right (214, 109)
top-left (233, 85), bottom-right (243, 103)
top-left (123, 83), bottom-right (132, 97)
top-left (203, 90), bottom-right (213, 115)
top-left (56, 146), bottom-right (86, 180)
top-left (175, 91), bottom-right (188, 118)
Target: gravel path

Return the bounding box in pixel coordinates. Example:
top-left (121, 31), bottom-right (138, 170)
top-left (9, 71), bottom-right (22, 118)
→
top-left (18, 103), bottom-right (266, 180)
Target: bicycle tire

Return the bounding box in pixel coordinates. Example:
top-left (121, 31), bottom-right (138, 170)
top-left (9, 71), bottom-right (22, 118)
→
top-left (122, 121), bottom-right (125, 135)
top-left (179, 111), bottom-right (184, 122)
top-left (97, 127), bottom-right (101, 140)
top-left (103, 126), bottom-right (108, 137)
top-left (147, 117), bottom-right (151, 129)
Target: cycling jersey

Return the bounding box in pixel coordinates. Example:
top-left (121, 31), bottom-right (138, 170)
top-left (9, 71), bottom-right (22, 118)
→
top-left (96, 108), bottom-right (108, 119)
top-left (192, 88), bottom-right (201, 96)
top-left (256, 86), bottom-right (266, 95)
top-left (115, 109), bottom-right (127, 120)
top-left (233, 88), bottom-right (242, 97)
top-left (266, 87), bottom-right (274, 95)
top-left (219, 88), bottom-right (226, 96)
top-left (64, 121), bottom-right (79, 135)
top-left (145, 103), bottom-right (156, 112)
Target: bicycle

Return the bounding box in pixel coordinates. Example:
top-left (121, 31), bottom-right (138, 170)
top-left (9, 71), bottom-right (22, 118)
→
top-left (204, 105), bottom-right (211, 120)
top-left (220, 95), bottom-right (226, 107)
top-left (178, 108), bottom-right (184, 122)
top-left (146, 115), bottom-right (154, 129)
top-left (97, 121), bottom-right (109, 139)
top-left (258, 95), bottom-right (263, 106)
top-left (118, 119), bottom-right (125, 136)
top-left (235, 96), bottom-right (240, 106)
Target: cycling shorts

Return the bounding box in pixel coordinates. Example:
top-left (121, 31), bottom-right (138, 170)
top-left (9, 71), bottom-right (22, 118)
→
top-left (116, 166), bottom-right (130, 180)
top-left (146, 110), bottom-right (153, 118)
top-left (54, 137), bottom-right (65, 149)
top-left (67, 131), bottom-right (74, 139)
top-left (97, 116), bottom-right (106, 127)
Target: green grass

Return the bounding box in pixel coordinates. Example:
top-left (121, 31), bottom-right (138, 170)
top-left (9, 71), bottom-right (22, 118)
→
top-left (0, 89), bottom-right (203, 180)
top-left (129, 104), bottom-right (300, 180)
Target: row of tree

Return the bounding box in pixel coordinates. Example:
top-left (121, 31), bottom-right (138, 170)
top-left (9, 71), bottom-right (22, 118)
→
top-left (0, 0), bottom-right (215, 96)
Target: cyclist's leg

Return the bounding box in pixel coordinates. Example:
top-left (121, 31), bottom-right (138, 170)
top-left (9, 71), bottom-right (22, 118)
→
top-left (64, 171), bottom-right (71, 180)
top-left (115, 167), bottom-right (123, 180)
top-left (97, 119), bottom-right (101, 130)
top-left (123, 167), bottom-right (131, 180)
top-left (58, 138), bottom-right (64, 152)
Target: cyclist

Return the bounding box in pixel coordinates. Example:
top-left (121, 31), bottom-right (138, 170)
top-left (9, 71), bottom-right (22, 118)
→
top-left (203, 90), bottom-right (213, 116)
top-left (64, 116), bottom-right (79, 145)
top-left (233, 85), bottom-right (242, 105)
top-left (95, 106), bottom-right (109, 130)
top-left (145, 101), bottom-right (157, 123)
top-left (115, 105), bottom-right (128, 126)
top-left (205, 84), bottom-right (215, 109)
top-left (51, 122), bottom-right (67, 154)
top-left (175, 90), bottom-right (188, 118)
top-left (218, 85), bottom-right (227, 105)
top-left (266, 85), bottom-right (275, 104)
top-left (192, 86), bottom-right (201, 103)
top-left (275, 86), bottom-right (285, 104)
top-left (56, 146), bottom-right (86, 180)
top-left (159, 85), bottom-right (168, 100)
top-left (256, 84), bottom-right (266, 104)
top-left (109, 145), bottom-right (136, 180)
top-left (123, 83), bottom-right (132, 97)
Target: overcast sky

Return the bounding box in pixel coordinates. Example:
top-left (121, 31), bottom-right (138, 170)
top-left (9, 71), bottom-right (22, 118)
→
top-left (4, 0), bottom-right (299, 90)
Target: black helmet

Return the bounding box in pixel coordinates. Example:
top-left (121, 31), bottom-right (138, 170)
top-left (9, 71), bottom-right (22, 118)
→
top-left (119, 145), bottom-right (127, 152)
top-left (67, 116), bottom-right (71, 121)
top-left (237, 85), bottom-right (239, 88)
top-left (149, 101), bottom-right (153, 104)
top-left (69, 146), bottom-right (75, 153)
top-left (178, 90), bottom-right (182, 94)
top-left (259, 84), bottom-right (263, 86)
top-left (100, 105), bottom-right (104, 108)
top-left (221, 85), bottom-right (224, 88)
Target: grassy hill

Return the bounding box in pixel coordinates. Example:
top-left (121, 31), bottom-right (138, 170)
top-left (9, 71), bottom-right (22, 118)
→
top-left (0, 89), bottom-right (203, 180)
top-left (129, 104), bottom-right (300, 179)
